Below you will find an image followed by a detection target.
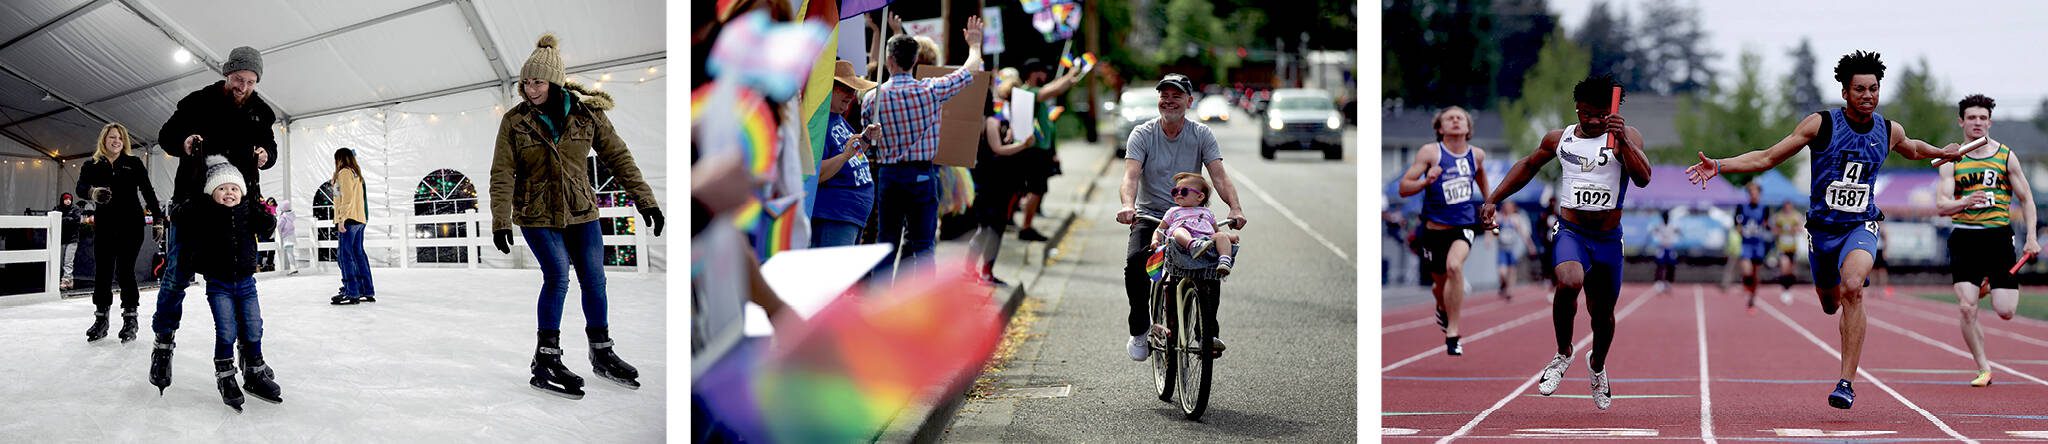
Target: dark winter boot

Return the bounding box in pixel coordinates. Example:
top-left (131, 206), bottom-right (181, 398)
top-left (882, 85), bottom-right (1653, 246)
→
top-left (149, 332), bottom-right (174, 395)
top-left (215, 358), bottom-right (244, 412)
top-left (588, 327), bottom-right (641, 390)
top-left (530, 330), bottom-right (585, 399)
top-left (86, 310), bottom-right (109, 342)
top-left (118, 309), bottom-right (138, 343)
top-left (239, 343), bottom-right (282, 404)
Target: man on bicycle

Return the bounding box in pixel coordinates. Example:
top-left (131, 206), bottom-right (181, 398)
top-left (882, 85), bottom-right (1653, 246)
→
top-left (1116, 74), bottom-right (1248, 362)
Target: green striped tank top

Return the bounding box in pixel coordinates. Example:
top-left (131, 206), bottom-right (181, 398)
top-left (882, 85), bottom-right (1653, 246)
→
top-left (1952, 144), bottom-right (2014, 228)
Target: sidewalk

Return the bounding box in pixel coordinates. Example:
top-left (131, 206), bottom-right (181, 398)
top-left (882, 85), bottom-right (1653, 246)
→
top-left (874, 137), bottom-right (1115, 443)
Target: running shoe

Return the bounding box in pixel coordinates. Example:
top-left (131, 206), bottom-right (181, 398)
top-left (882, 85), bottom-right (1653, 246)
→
top-left (1590, 370), bottom-right (1612, 410)
top-left (1127, 335), bottom-right (1149, 361)
top-left (1538, 353), bottom-right (1571, 395)
top-left (1971, 371), bottom-right (1993, 387)
top-left (1827, 379), bottom-right (1855, 409)
top-left (1445, 336), bottom-right (1463, 356)
top-left (1780, 289), bottom-right (1793, 305)
top-left (1435, 307), bottom-right (1448, 333)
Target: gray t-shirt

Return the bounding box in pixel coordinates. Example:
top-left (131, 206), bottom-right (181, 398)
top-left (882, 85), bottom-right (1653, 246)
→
top-left (1125, 116), bottom-right (1222, 217)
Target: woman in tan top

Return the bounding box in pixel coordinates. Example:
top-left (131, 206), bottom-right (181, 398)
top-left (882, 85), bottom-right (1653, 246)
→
top-left (331, 148), bottom-right (375, 305)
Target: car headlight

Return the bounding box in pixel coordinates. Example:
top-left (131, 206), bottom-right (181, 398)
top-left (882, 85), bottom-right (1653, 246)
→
top-left (1326, 116), bottom-right (1342, 129)
top-left (1268, 119), bottom-right (1283, 131)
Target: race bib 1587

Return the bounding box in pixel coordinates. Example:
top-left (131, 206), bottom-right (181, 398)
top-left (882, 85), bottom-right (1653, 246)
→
top-left (1825, 180), bottom-right (1870, 213)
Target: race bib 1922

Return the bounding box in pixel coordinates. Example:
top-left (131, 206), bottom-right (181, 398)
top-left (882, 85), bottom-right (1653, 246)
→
top-left (1570, 182), bottom-right (1616, 210)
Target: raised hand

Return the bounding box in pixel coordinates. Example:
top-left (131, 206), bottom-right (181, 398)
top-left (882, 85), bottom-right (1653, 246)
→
top-left (1684, 151), bottom-right (1719, 187)
top-left (963, 16), bottom-right (984, 50)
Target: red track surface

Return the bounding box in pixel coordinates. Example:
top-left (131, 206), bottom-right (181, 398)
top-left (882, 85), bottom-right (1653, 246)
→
top-left (1382, 283), bottom-right (2048, 442)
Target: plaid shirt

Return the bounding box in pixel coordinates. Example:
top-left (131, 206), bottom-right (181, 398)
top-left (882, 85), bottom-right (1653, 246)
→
top-left (866, 69), bottom-right (974, 163)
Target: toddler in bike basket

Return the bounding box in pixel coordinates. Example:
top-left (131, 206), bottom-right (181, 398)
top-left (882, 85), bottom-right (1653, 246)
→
top-left (1154, 172), bottom-right (1241, 276)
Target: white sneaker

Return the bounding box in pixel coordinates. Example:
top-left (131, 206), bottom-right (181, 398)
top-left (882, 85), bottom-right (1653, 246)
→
top-left (1538, 353), bottom-right (1571, 395)
top-left (1591, 370), bottom-right (1612, 410)
top-left (1780, 290), bottom-right (1793, 305)
top-left (1127, 335), bottom-right (1149, 361)
top-left (1653, 281), bottom-right (1669, 293)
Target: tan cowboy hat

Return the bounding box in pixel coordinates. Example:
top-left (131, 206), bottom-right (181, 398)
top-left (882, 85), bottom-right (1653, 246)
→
top-left (833, 60), bottom-right (877, 93)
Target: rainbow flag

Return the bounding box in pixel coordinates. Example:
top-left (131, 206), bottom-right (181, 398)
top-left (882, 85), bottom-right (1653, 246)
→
top-left (1146, 246), bottom-right (1167, 281)
top-left (753, 260), bottom-right (1002, 441)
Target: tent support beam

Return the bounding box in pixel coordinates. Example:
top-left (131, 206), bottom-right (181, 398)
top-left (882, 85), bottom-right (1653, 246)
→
top-left (265, 0), bottom-right (453, 55)
top-left (0, 0), bottom-right (454, 132)
top-left (0, 0), bottom-right (115, 53)
top-left (452, 0), bottom-right (515, 98)
top-left (0, 63), bottom-right (122, 140)
top-left (291, 51), bottom-right (665, 122)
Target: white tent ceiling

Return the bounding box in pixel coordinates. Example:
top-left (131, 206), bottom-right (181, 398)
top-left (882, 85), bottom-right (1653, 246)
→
top-left (0, 0), bottom-right (664, 160)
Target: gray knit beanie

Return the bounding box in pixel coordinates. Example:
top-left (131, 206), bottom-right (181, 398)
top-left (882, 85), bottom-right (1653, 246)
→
top-left (223, 46), bottom-right (262, 79)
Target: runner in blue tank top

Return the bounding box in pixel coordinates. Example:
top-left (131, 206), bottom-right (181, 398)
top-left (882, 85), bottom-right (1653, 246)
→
top-left (1486, 75), bottom-right (1651, 410)
top-left (1686, 51), bottom-right (1966, 410)
top-left (1733, 183), bottom-right (1773, 311)
top-left (1397, 106), bottom-right (1489, 356)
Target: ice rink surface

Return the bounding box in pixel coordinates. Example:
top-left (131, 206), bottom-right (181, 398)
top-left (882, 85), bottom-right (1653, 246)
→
top-left (0, 268), bottom-right (665, 442)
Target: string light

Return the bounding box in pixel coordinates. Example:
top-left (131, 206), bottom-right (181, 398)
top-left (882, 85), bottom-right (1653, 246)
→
top-left (600, 73), bottom-right (612, 82)
top-left (646, 67), bottom-right (657, 75)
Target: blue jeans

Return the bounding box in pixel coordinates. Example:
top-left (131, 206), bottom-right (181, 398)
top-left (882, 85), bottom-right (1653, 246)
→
top-left (523, 221), bottom-right (607, 331)
top-left (205, 276), bottom-right (263, 359)
top-left (338, 221), bottom-right (376, 297)
top-left (152, 222), bottom-right (197, 335)
top-left (872, 164), bottom-right (940, 282)
top-left (810, 219), bottom-right (864, 248)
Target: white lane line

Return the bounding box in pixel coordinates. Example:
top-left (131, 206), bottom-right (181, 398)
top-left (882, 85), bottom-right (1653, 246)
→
top-left (1383, 306), bottom-right (1549, 373)
top-left (1383, 298), bottom-right (1510, 334)
top-left (1226, 168), bottom-right (1350, 261)
top-left (1437, 289), bottom-right (1658, 444)
top-left (1870, 301), bottom-right (2048, 350)
top-left (1755, 300), bottom-right (1978, 444)
top-left (1695, 285), bottom-right (1716, 444)
top-left (1865, 314), bottom-right (2048, 387)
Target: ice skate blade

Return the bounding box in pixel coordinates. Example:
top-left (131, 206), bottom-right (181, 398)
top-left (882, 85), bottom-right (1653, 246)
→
top-left (247, 391), bottom-right (282, 404)
top-left (597, 373), bottom-right (641, 390)
top-left (530, 383), bottom-right (585, 400)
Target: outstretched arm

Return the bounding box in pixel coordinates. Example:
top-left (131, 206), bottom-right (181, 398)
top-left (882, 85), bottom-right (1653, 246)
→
top-left (1889, 121), bottom-right (1964, 161)
top-left (1686, 113), bottom-right (1821, 185)
top-left (1488, 131), bottom-right (1561, 206)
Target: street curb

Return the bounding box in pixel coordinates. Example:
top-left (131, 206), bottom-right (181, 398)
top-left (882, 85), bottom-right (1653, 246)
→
top-left (907, 282), bottom-right (1027, 443)
top-left (897, 142), bottom-right (1114, 443)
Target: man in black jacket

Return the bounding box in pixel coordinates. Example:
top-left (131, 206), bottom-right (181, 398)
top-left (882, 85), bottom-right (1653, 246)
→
top-left (151, 46), bottom-right (278, 394)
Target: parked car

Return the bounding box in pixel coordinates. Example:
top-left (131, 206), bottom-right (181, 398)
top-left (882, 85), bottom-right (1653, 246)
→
top-left (1259, 88), bottom-right (1344, 160)
top-left (1195, 95), bottom-right (1233, 123)
top-left (1112, 87), bottom-right (1160, 158)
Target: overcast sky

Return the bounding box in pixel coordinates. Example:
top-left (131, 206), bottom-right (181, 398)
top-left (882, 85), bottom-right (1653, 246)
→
top-left (1548, 0), bottom-right (2048, 118)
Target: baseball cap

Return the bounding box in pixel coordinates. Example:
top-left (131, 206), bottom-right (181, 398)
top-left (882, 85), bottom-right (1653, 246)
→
top-left (1156, 74), bottom-right (1194, 94)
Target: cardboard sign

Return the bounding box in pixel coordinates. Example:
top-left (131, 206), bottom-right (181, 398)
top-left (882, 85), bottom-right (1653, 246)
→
top-left (914, 65), bottom-right (992, 168)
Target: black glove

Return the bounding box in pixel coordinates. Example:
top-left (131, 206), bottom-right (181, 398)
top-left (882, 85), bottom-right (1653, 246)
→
top-left (640, 207), bottom-right (665, 236)
top-left (494, 229), bottom-right (515, 254)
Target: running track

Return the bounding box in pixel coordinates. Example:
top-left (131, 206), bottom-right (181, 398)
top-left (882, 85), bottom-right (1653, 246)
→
top-left (1382, 284), bottom-right (2048, 442)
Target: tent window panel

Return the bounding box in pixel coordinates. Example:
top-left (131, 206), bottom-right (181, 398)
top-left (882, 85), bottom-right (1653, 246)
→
top-left (604, 245), bottom-right (636, 267)
top-left (587, 156), bottom-right (636, 208)
top-left (313, 181), bottom-right (338, 260)
top-left (415, 246), bottom-right (468, 264)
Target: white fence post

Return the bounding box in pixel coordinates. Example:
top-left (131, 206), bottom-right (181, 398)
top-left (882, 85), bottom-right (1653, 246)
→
top-left (636, 208), bottom-right (649, 275)
top-left (467, 209), bottom-right (480, 270)
top-left (43, 211), bottom-right (61, 299)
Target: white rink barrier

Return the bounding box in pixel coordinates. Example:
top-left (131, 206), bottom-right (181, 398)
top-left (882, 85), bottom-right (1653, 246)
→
top-left (0, 211), bottom-right (64, 305)
top-left (298, 207), bottom-right (654, 275)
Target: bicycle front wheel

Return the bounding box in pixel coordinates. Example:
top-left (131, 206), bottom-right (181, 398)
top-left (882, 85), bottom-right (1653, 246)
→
top-left (1177, 280), bottom-right (1214, 420)
top-left (1151, 279), bottom-right (1178, 402)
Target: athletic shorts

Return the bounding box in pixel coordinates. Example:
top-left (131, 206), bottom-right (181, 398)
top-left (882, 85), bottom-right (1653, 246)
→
top-left (1949, 225), bottom-right (2019, 289)
top-left (1419, 227), bottom-right (1472, 274)
top-left (1551, 218), bottom-right (1624, 294)
top-left (1499, 249), bottom-right (1520, 266)
top-left (1741, 239), bottom-right (1772, 264)
top-left (1807, 221), bottom-right (1881, 289)
top-left (1656, 249), bottom-right (1678, 266)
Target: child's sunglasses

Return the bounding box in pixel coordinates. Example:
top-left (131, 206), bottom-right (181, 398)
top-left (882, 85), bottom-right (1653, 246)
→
top-left (1172, 186), bottom-right (1205, 198)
